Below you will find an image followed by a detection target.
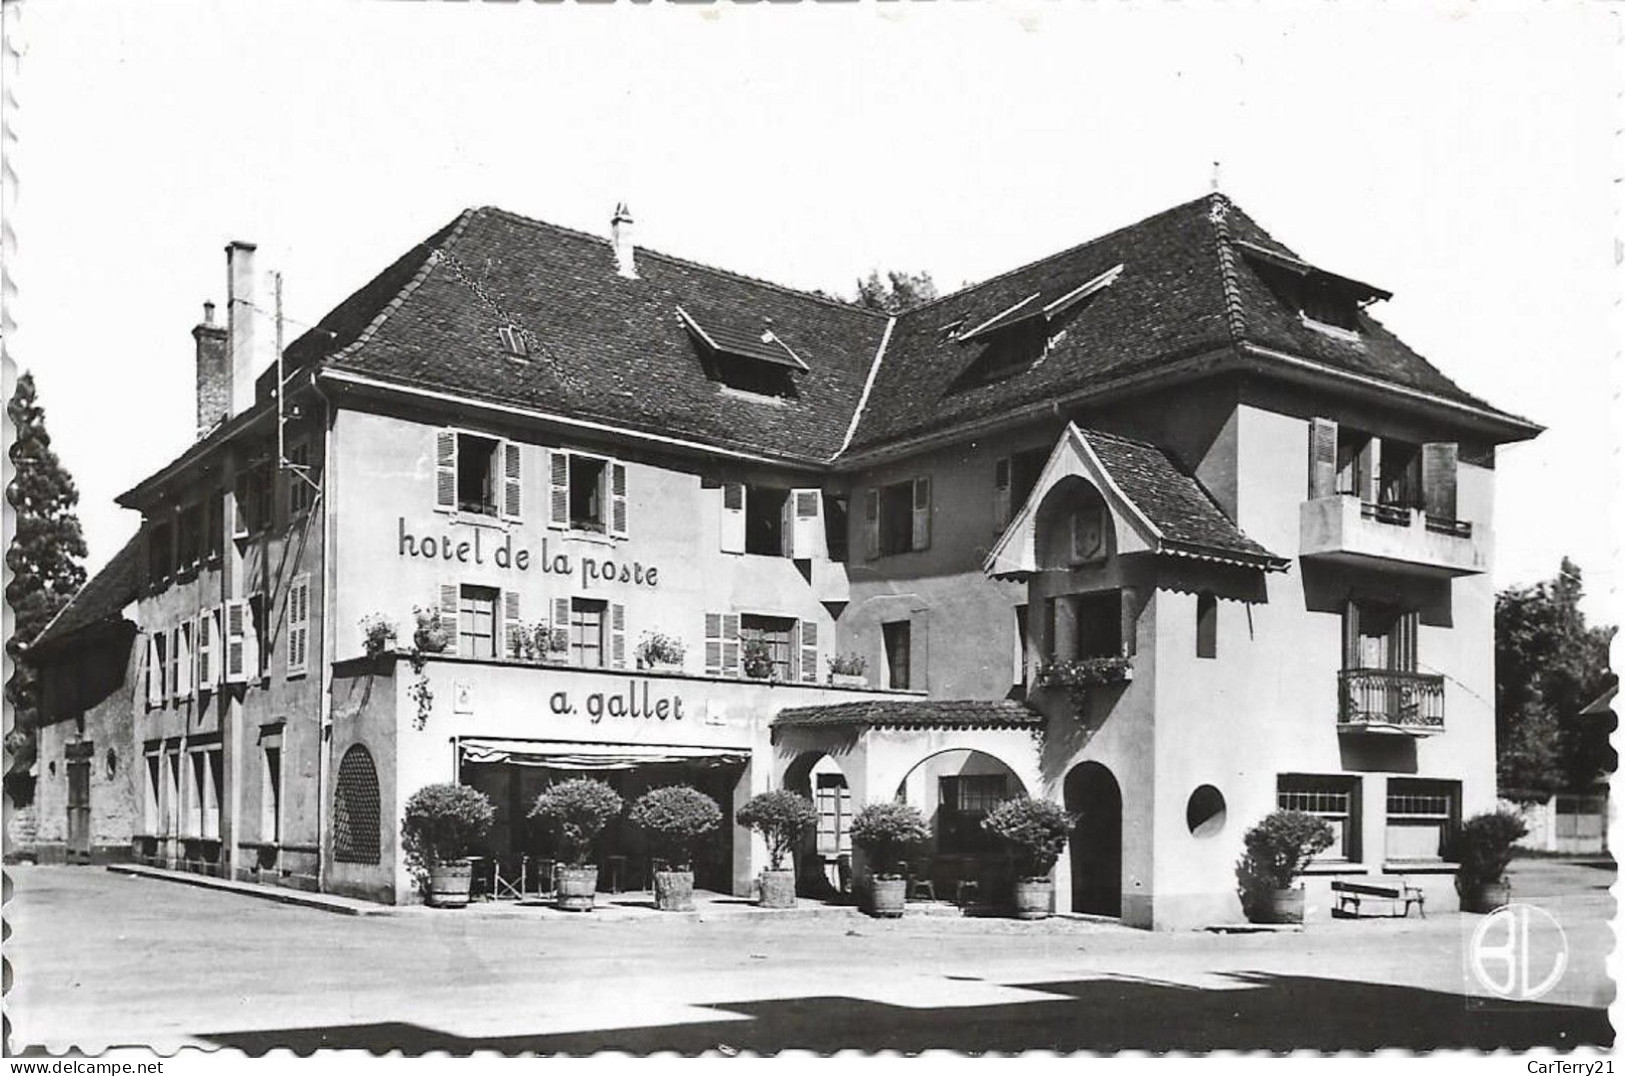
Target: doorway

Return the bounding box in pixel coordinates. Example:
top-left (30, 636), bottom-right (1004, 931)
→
top-left (1065, 761), bottom-right (1121, 916)
top-left (66, 751), bottom-right (92, 864)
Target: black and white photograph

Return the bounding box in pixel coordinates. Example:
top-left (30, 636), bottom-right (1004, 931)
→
top-left (1, 0), bottom-right (1617, 1061)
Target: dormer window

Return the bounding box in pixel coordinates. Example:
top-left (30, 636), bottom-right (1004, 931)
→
top-left (950, 264), bottom-right (1122, 390)
top-left (678, 306), bottom-right (805, 399)
top-left (1236, 240), bottom-right (1389, 342)
top-left (497, 324), bottom-right (529, 359)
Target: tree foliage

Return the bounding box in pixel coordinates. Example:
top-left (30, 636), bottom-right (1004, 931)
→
top-left (1495, 558), bottom-right (1616, 801)
top-left (6, 372), bottom-right (89, 773)
top-left (400, 782), bottom-right (496, 872)
top-left (849, 801), bottom-right (930, 878)
top-left (735, 789), bottom-right (817, 870)
top-left (529, 777), bottom-right (624, 865)
top-left (852, 269), bottom-right (939, 315)
top-left (629, 784), bottom-right (721, 870)
top-left (982, 797), bottom-right (1073, 879)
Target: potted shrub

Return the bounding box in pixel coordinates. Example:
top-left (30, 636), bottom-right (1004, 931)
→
top-left (400, 783), bottom-right (496, 909)
top-left (850, 802), bottom-right (930, 918)
top-left (412, 605), bottom-right (450, 655)
top-left (827, 653), bottom-right (869, 688)
top-left (983, 797), bottom-right (1073, 920)
top-left (742, 638), bottom-right (775, 680)
top-left (529, 778), bottom-right (624, 911)
top-left (735, 789), bottom-right (818, 908)
top-left (1453, 809), bottom-right (1528, 913)
top-left (359, 614), bottom-right (398, 659)
top-left (636, 632), bottom-right (686, 674)
top-left (629, 785), bottom-right (721, 911)
top-left (1234, 809), bottom-right (1335, 924)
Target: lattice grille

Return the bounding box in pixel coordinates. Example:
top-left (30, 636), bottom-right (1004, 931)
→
top-left (334, 745), bottom-right (381, 865)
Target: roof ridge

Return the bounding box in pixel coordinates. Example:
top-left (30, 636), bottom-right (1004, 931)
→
top-left (478, 205), bottom-right (889, 319)
top-left (1205, 193), bottom-right (1249, 346)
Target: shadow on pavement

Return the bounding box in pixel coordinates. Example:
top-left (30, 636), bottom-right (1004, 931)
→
top-left (197, 971), bottom-right (1613, 1055)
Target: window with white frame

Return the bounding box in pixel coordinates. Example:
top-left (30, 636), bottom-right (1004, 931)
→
top-left (1278, 774), bottom-right (1360, 862)
top-left (1385, 778), bottom-right (1458, 862)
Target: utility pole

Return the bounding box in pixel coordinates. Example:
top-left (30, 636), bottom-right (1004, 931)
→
top-left (275, 270), bottom-right (285, 471)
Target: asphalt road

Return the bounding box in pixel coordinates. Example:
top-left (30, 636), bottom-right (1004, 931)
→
top-left (4, 859), bottom-right (1613, 1054)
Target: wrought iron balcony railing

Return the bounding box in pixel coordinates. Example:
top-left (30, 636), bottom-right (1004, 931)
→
top-left (1338, 668), bottom-right (1445, 733)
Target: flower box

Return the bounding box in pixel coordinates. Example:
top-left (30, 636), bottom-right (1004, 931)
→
top-left (1035, 656), bottom-right (1134, 689)
top-left (640, 661), bottom-right (684, 675)
top-left (830, 673), bottom-right (869, 688)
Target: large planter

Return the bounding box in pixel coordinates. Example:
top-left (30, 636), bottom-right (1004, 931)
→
top-left (427, 859), bottom-right (473, 908)
top-left (759, 869), bottom-right (797, 909)
top-left (867, 876), bottom-right (907, 918)
top-left (556, 865), bottom-right (600, 912)
top-left (1012, 878), bottom-right (1053, 921)
top-left (1459, 879), bottom-right (1511, 914)
top-left (641, 661), bottom-right (683, 675)
top-left (654, 869), bottom-right (695, 912)
top-left (1256, 886), bottom-right (1305, 925)
top-left (829, 674), bottom-right (868, 689)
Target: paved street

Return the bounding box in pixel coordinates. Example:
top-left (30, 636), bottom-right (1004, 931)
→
top-left (4, 859), bottom-right (1613, 1054)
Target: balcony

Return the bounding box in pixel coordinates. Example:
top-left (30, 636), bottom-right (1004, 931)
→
top-left (1300, 495), bottom-right (1487, 577)
top-left (1338, 669), bottom-right (1445, 735)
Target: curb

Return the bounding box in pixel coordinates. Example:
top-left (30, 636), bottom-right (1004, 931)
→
top-left (105, 864), bottom-right (393, 917)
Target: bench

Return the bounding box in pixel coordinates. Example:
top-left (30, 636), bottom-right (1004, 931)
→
top-left (1331, 878), bottom-right (1425, 918)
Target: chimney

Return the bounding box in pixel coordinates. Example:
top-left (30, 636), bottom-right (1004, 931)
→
top-left (611, 203), bottom-right (636, 280)
top-left (193, 300), bottom-right (230, 438)
top-left (225, 240), bottom-right (259, 418)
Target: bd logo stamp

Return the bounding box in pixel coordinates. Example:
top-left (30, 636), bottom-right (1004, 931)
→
top-left (1467, 903), bottom-right (1570, 1002)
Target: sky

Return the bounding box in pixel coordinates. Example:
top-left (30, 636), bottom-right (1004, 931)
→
top-left (8, 0), bottom-right (1620, 621)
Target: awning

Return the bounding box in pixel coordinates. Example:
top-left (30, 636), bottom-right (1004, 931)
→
top-left (457, 738), bottom-right (751, 770)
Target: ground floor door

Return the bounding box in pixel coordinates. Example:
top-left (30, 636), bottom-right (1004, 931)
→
top-left (1065, 761), bottom-right (1121, 916)
top-left (65, 758), bottom-right (91, 863)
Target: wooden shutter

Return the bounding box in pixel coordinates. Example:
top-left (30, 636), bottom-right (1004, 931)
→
top-left (552, 597), bottom-right (571, 646)
top-left (863, 488), bottom-right (881, 560)
top-left (501, 441), bottom-right (523, 521)
top-left (435, 430), bottom-right (458, 511)
top-left (503, 590), bottom-right (521, 659)
top-left (608, 461), bottom-right (629, 538)
top-left (175, 624), bottom-right (193, 700)
top-left (145, 634), bottom-right (162, 708)
top-left (287, 575), bottom-right (310, 676)
top-left (609, 602), bottom-right (627, 669)
top-left (1342, 601), bottom-right (1361, 670)
top-left (244, 596), bottom-right (263, 681)
top-left (1359, 437), bottom-right (1382, 504)
top-left (993, 457), bottom-right (1012, 531)
top-left (198, 609), bottom-right (217, 688)
top-left (232, 474), bottom-right (251, 539)
top-left (722, 614), bottom-right (741, 677)
top-left (911, 476), bottom-right (932, 551)
top-left (705, 613), bottom-right (723, 676)
top-left (1308, 418), bottom-right (1339, 499)
top-left (789, 489), bottom-right (821, 558)
top-left (799, 620), bottom-right (819, 684)
top-left (546, 449), bottom-right (569, 529)
top-left (720, 482), bottom-right (746, 553)
top-left (1422, 443), bottom-right (1458, 523)
top-left (909, 615), bottom-right (928, 691)
top-left (439, 584), bottom-right (460, 647)
top-left (224, 600), bottom-right (247, 684)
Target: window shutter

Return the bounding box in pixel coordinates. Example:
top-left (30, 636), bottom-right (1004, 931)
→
top-left (196, 611), bottom-right (213, 688)
top-left (799, 620), bottom-right (819, 685)
top-left (722, 614), bottom-right (741, 678)
top-left (244, 596), bottom-right (263, 681)
top-left (224, 600), bottom-right (247, 684)
top-left (146, 634), bottom-right (161, 708)
top-left (993, 457), bottom-right (1012, 531)
top-left (780, 492), bottom-right (796, 558)
top-left (863, 488), bottom-right (881, 560)
top-left (552, 598), bottom-right (571, 648)
top-left (439, 584), bottom-right (460, 646)
top-left (1359, 437), bottom-right (1382, 504)
top-left (609, 603), bottom-right (627, 669)
top-left (1342, 601), bottom-right (1361, 670)
top-left (705, 613), bottom-right (723, 676)
top-left (503, 590), bottom-right (521, 659)
top-left (788, 489), bottom-right (821, 558)
top-left (175, 625), bottom-right (193, 700)
top-left (909, 615), bottom-right (928, 691)
top-left (1421, 443), bottom-right (1458, 523)
top-left (288, 575), bottom-right (310, 677)
top-left (232, 475), bottom-right (250, 539)
top-left (1308, 418), bottom-right (1339, 499)
top-left (720, 482), bottom-right (746, 554)
top-left (435, 430), bottom-right (458, 512)
top-left (911, 476), bottom-right (932, 551)
top-left (547, 449), bottom-right (569, 530)
top-left (608, 461), bottom-right (629, 538)
top-left (501, 441), bottom-right (523, 521)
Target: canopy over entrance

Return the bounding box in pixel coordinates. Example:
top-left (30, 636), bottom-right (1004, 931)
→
top-left (458, 737), bottom-right (750, 770)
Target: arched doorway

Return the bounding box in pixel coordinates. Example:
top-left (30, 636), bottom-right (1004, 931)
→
top-left (1065, 761), bottom-right (1121, 916)
top-left (893, 749), bottom-right (1028, 904)
top-left (784, 752), bottom-right (852, 896)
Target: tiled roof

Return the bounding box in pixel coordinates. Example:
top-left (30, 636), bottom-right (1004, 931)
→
top-left (29, 533), bottom-right (142, 653)
top-left (772, 699), bottom-right (1043, 731)
top-left (317, 207), bottom-right (887, 465)
top-left (1084, 427), bottom-right (1284, 566)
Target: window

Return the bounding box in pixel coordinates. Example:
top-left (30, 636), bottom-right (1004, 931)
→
top-left (435, 430), bottom-right (522, 520)
top-left (334, 745), bottom-right (381, 865)
top-left (1379, 440), bottom-right (1422, 511)
top-left (287, 574), bottom-right (311, 677)
top-left (261, 743), bottom-right (282, 843)
top-left (569, 455), bottom-right (607, 532)
top-left (570, 598), bottom-right (608, 669)
top-left (147, 519), bottom-right (174, 584)
top-left (1050, 591), bottom-right (1122, 662)
top-left (1334, 426), bottom-right (1376, 499)
top-left (815, 773), bottom-right (852, 857)
top-left (938, 774), bottom-right (1009, 854)
top-left (1196, 593), bottom-right (1217, 660)
top-left (1013, 605), bottom-right (1029, 688)
top-left (176, 504), bottom-right (203, 570)
top-left (866, 477), bottom-right (931, 558)
top-left (882, 620), bottom-right (911, 690)
top-left (1278, 774), bottom-right (1360, 862)
top-left (1301, 279), bottom-right (1358, 333)
top-left (458, 585), bottom-right (500, 659)
top-left (455, 433), bottom-right (501, 517)
top-left (745, 486), bottom-right (790, 556)
top-left (497, 324), bottom-right (528, 358)
top-left (234, 460), bottom-right (273, 536)
top-left (1385, 779), bottom-right (1458, 861)
top-left (152, 631), bottom-right (169, 705)
top-left (287, 442), bottom-right (315, 517)
top-left (205, 492), bottom-right (224, 561)
top-left (144, 751), bottom-right (162, 834)
top-left (993, 447), bottom-right (1048, 531)
top-left (164, 750), bottom-right (182, 837)
top-left (1343, 601), bottom-right (1418, 672)
top-left (190, 749), bottom-right (221, 840)
top-left (545, 451), bottom-right (624, 535)
top-left (740, 614), bottom-right (795, 682)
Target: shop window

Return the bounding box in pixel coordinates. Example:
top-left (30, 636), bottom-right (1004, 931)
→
top-left (334, 745), bottom-right (381, 865)
top-left (740, 615), bottom-right (795, 681)
top-left (1196, 593), bottom-right (1217, 660)
top-left (1050, 591), bottom-right (1122, 662)
top-left (570, 598), bottom-right (608, 669)
top-left (261, 744), bottom-right (282, 843)
top-left (1277, 774), bottom-right (1360, 862)
top-left (457, 585), bottom-right (500, 659)
top-left (882, 620), bottom-right (911, 690)
top-left (865, 477), bottom-right (931, 558)
top-left (938, 774), bottom-right (1009, 854)
top-left (1385, 778), bottom-right (1458, 862)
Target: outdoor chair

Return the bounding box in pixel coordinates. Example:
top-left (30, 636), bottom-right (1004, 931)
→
top-left (906, 859), bottom-right (937, 902)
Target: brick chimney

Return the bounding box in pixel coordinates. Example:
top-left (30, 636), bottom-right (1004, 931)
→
top-left (225, 240), bottom-right (259, 418)
top-left (611, 203), bottom-right (636, 280)
top-left (193, 300), bottom-right (229, 438)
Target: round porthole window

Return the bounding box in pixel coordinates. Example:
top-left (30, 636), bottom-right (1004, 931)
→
top-left (1186, 784), bottom-right (1226, 838)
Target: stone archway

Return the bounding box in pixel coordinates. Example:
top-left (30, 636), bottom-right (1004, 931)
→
top-left (1065, 761), bottom-right (1121, 916)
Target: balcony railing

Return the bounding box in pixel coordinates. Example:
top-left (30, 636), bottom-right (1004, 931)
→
top-left (1338, 669), bottom-right (1445, 734)
top-left (1358, 500), bottom-right (1473, 538)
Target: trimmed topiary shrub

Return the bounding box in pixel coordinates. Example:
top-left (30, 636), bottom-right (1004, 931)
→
top-left (630, 785), bottom-right (722, 870)
top-left (529, 778), bottom-right (624, 866)
top-left (735, 789), bottom-right (818, 870)
top-left (850, 802), bottom-right (930, 880)
top-left (1453, 809), bottom-right (1528, 894)
top-left (401, 783), bottom-right (496, 879)
top-left (983, 797), bottom-right (1073, 880)
top-left (1235, 809), bottom-right (1334, 913)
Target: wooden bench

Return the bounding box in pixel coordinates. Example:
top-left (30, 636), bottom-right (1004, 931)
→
top-left (1331, 878), bottom-right (1425, 918)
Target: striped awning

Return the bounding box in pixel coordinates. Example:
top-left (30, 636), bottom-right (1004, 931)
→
top-left (458, 738), bottom-right (750, 770)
